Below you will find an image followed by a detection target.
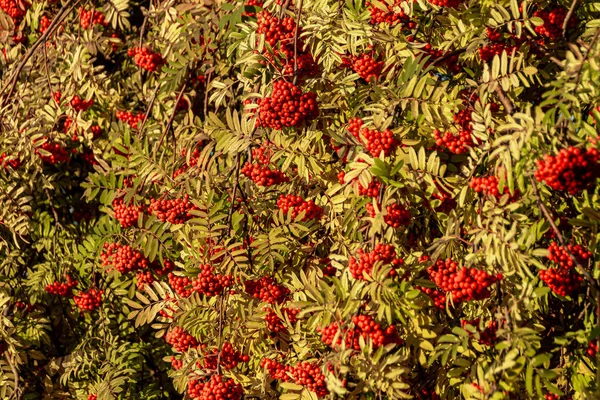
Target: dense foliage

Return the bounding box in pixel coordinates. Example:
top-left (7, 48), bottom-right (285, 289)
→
top-left (1, 0), bottom-right (600, 398)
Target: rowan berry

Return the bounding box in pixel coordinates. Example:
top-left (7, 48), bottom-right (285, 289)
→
top-left (165, 326), bottom-right (198, 353)
top-left (348, 244), bottom-right (404, 280)
top-left (74, 288), bottom-right (103, 311)
top-left (188, 374), bottom-right (243, 400)
top-left (112, 197), bottom-right (143, 228)
top-left (534, 146), bottom-right (600, 195)
top-left (127, 47), bottom-right (165, 72)
top-left (244, 276), bottom-right (290, 304)
top-left (148, 194), bottom-right (197, 224)
top-left (277, 194), bottom-right (323, 221)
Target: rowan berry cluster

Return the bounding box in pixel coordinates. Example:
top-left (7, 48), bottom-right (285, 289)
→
top-left (345, 53), bottom-right (384, 82)
top-left (257, 11), bottom-right (296, 47)
top-left (418, 286), bottom-right (447, 308)
top-left (243, 0), bottom-right (264, 17)
top-left (116, 110), bottom-right (145, 129)
top-left (168, 273), bottom-right (194, 298)
top-left (173, 145), bottom-right (203, 178)
top-left (192, 264), bottom-right (233, 296)
top-left (348, 244), bottom-right (404, 280)
top-left (45, 275), bottom-right (78, 296)
top-left (165, 327), bottom-right (199, 353)
top-left (347, 118), bottom-right (399, 157)
top-left (78, 7), bottom-right (108, 29)
top-left (319, 257), bottom-right (337, 277)
top-left (434, 129), bottom-right (473, 154)
top-left (244, 276), bottom-right (290, 304)
top-left (533, 7), bottom-right (575, 39)
top-left (426, 0), bottom-right (462, 7)
top-left (136, 271), bottom-right (155, 289)
top-left (148, 194), bottom-right (197, 224)
top-left (461, 319), bottom-right (498, 346)
top-left (127, 47), bottom-right (165, 72)
top-left (257, 80), bottom-right (319, 129)
top-left (0, 153), bottom-right (22, 170)
top-left (587, 341), bottom-right (597, 357)
top-left (427, 258), bottom-right (502, 303)
top-left (112, 197), bottom-right (143, 228)
top-left (201, 342), bottom-right (249, 370)
top-left (241, 162), bottom-right (288, 186)
top-left (74, 288), bottom-right (103, 311)
top-left (64, 117), bottom-right (103, 141)
top-left (320, 314), bottom-right (401, 351)
top-left (264, 307), bottom-right (300, 333)
top-left (70, 95), bottom-right (94, 112)
top-left (36, 140), bottom-right (70, 164)
top-left (384, 203), bottom-right (411, 228)
top-left (170, 356), bottom-right (183, 370)
top-left (547, 241), bottom-right (592, 269)
top-left (534, 146), bottom-right (600, 195)
top-left (469, 175), bottom-right (517, 199)
top-left (366, 0), bottom-right (414, 27)
top-left (358, 179), bottom-right (381, 197)
top-left (0, 0), bottom-right (28, 22)
top-left (188, 374), bottom-right (244, 400)
top-left (277, 194), bottom-right (323, 221)
top-left (479, 43), bottom-right (517, 62)
top-left (39, 16), bottom-right (51, 34)
top-left (101, 242), bottom-right (150, 274)
top-left (261, 358), bottom-right (329, 397)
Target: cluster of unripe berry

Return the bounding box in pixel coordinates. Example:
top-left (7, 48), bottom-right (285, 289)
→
top-left (347, 117), bottom-right (399, 157)
top-left (533, 7), bottom-right (575, 39)
top-left (342, 53), bottom-right (384, 82)
top-left (348, 244), bottom-right (404, 280)
top-left (78, 7), bottom-right (108, 29)
top-left (188, 374), bottom-right (244, 400)
top-left (257, 80), bottom-right (319, 129)
top-left (261, 358), bottom-right (329, 397)
top-left (45, 275), bottom-right (78, 296)
top-left (165, 326), bottom-right (199, 352)
top-left (241, 145), bottom-right (288, 186)
top-left (461, 319), bottom-right (499, 346)
top-left (264, 307), bottom-right (300, 333)
top-left (426, 258), bottom-right (502, 304)
top-left (192, 264), bottom-right (233, 297)
top-left (148, 194), bottom-right (197, 224)
top-left (320, 314), bottom-right (402, 351)
top-left (366, 0), bottom-right (414, 27)
top-left (116, 110), bottom-right (145, 129)
top-left (73, 288), bottom-right (103, 311)
top-left (244, 276), bottom-right (290, 304)
top-left (276, 194), bottom-right (323, 221)
top-left (534, 146), bottom-right (600, 195)
top-left (127, 47), bottom-right (165, 72)
top-left (434, 129), bottom-right (473, 154)
top-left (469, 175), bottom-right (518, 199)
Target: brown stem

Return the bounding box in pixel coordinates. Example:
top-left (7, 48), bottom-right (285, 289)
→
top-left (494, 85), bottom-right (514, 115)
top-left (562, 0), bottom-right (578, 37)
top-left (156, 82), bottom-right (187, 152)
top-left (292, 0), bottom-right (304, 85)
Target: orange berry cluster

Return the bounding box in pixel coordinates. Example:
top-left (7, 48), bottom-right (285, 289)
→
top-left (277, 194), bottom-right (323, 221)
top-left (427, 258), bottom-right (502, 303)
top-left (547, 241), bottom-right (592, 269)
top-left (0, 0), bottom-right (28, 22)
top-left (168, 273), bottom-right (194, 298)
top-left (534, 146), bottom-right (600, 195)
top-left (148, 194), bottom-right (197, 224)
top-left (261, 358), bottom-right (329, 397)
top-left (78, 7), bottom-right (108, 29)
top-left (366, 0), bottom-right (414, 27)
top-left (136, 270), bottom-right (155, 290)
top-left (73, 288), bottom-right (103, 311)
top-left (188, 374), bottom-right (243, 400)
top-left (45, 275), bottom-right (78, 296)
top-left (257, 80), bottom-right (319, 129)
top-left (347, 118), bottom-right (399, 157)
top-left (533, 7), bottom-right (576, 39)
top-left (346, 53), bottom-right (384, 82)
top-left (434, 129), bottom-right (473, 154)
top-left (112, 197), bottom-right (143, 228)
top-left (383, 203), bottom-right (411, 228)
top-left (116, 110), bottom-right (145, 129)
top-left (348, 244), bottom-right (404, 280)
top-left (127, 47), bottom-right (165, 72)
top-left (320, 314), bottom-right (402, 351)
top-left (264, 307), bottom-right (300, 333)
top-left (101, 242), bottom-right (150, 274)
top-left (165, 326), bottom-right (199, 353)
top-left (200, 342), bottom-right (249, 370)
top-left (192, 264), bottom-right (233, 297)
top-left (244, 276), bottom-right (290, 304)
top-left (469, 175), bottom-right (517, 199)
top-left (241, 145), bottom-right (288, 186)
top-left (70, 95), bottom-right (94, 112)
top-left (461, 319), bottom-right (499, 346)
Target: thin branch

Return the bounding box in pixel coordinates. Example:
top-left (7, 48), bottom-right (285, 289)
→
top-left (574, 27), bottom-right (600, 93)
top-left (226, 153), bottom-right (241, 235)
top-left (494, 85), bottom-right (514, 115)
top-left (529, 176), bottom-right (600, 293)
top-left (156, 82), bottom-right (187, 152)
top-left (562, 0), bottom-right (578, 37)
top-left (292, 0), bottom-right (304, 86)
top-left (431, 48), bottom-right (466, 67)
top-left (137, 80), bottom-right (162, 134)
top-left (215, 294), bottom-right (226, 374)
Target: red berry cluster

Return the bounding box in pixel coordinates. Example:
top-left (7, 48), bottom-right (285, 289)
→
top-left (127, 47), bottom-right (165, 72)
top-left (88, 395), bottom-right (97, 400)
top-left (0, 152), bottom-right (22, 170)
top-left (116, 110), bottom-right (145, 129)
top-left (0, 0), bottom-right (28, 22)
top-left (533, 7), bottom-right (576, 39)
top-left (39, 16), bottom-right (51, 34)
top-left (165, 326), bottom-right (199, 352)
top-left (148, 194), bottom-right (197, 224)
top-left (73, 288), bottom-right (103, 311)
top-left (358, 179), bottom-right (381, 197)
top-left (383, 203), bottom-right (411, 228)
top-left (101, 242), bottom-right (150, 274)
top-left (257, 80), bottom-right (319, 129)
top-left (168, 273), bottom-right (194, 298)
top-left (45, 275), bottom-right (78, 296)
top-left (345, 53), bottom-right (384, 82)
top-left (418, 286), bottom-right (447, 308)
top-left (366, 0), bottom-right (414, 27)
top-left (173, 145), bottom-right (204, 178)
top-left (319, 257), bottom-right (337, 277)
top-left (547, 241), bottom-right (592, 269)
top-left (78, 7), bottom-right (108, 29)
top-left (65, 118), bottom-right (102, 141)
top-left (479, 43), bottom-right (517, 62)
top-left (426, 0), bottom-right (462, 7)
top-left (241, 163), bottom-right (288, 186)
top-left (136, 270), bottom-right (155, 289)
top-left (427, 258), bottom-right (502, 303)
top-left (257, 11), bottom-right (296, 47)
top-left (171, 356), bottom-right (183, 370)
top-left (192, 264), bottom-right (233, 296)
top-left (347, 118), bottom-right (399, 157)
top-left (320, 314), bottom-right (402, 351)
top-left (243, 0), bottom-right (264, 17)
top-left (424, 47), bottom-right (462, 74)
top-left (469, 175), bottom-right (518, 199)
top-left (112, 197), bottom-right (143, 228)
top-left (200, 342), bottom-right (249, 370)
top-left (70, 95), bottom-right (94, 112)
top-left (487, 27), bottom-right (502, 42)
top-left (348, 244), bottom-right (404, 280)
top-left (587, 341), bottom-right (597, 357)
top-left (244, 276), bottom-right (290, 304)
top-left (539, 265), bottom-right (582, 297)
top-left (534, 146), bottom-right (600, 195)
top-left (261, 358), bottom-right (329, 397)
top-left (434, 129), bottom-right (473, 154)
top-left (36, 140), bottom-right (70, 164)
top-left (188, 374), bottom-right (243, 400)
top-left (264, 307), bottom-right (300, 333)
top-left (277, 194), bottom-right (323, 221)
top-left (461, 319), bottom-right (499, 346)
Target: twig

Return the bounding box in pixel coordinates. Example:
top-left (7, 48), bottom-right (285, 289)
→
top-left (494, 85), bottom-right (514, 115)
top-left (215, 294), bottom-right (226, 374)
top-left (574, 27), bottom-right (600, 94)
top-left (563, 0), bottom-right (578, 37)
top-left (44, 188), bottom-right (63, 230)
top-left (6, 353), bottom-right (20, 400)
top-left (156, 82), bottom-right (187, 152)
top-left (226, 154), bottom-right (241, 235)
top-left (529, 176), bottom-right (599, 293)
top-left (0, 0), bottom-right (76, 109)
top-left (292, 0), bottom-right (304, 85)
top-left (137, 80), bottom-right (162, 134)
